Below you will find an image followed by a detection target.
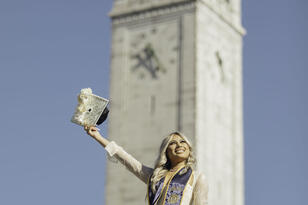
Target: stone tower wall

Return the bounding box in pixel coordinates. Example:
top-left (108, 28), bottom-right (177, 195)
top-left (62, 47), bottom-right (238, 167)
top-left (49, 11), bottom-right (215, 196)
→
top-left (195, 2), bottom-right (244, 205)
top-left (106, 1), bottom-right (244, 204)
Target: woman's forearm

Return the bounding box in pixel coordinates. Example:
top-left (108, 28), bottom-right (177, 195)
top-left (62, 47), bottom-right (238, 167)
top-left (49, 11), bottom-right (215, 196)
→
top-left (93, 133), bottom-right (110, 148)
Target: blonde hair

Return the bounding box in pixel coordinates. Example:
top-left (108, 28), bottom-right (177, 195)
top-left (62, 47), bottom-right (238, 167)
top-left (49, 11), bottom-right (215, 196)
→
top-left (150, 131), bottom-right (196, 193)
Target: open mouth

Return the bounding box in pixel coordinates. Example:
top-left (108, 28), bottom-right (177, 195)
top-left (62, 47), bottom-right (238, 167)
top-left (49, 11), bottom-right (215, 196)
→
top-left (175, 148), bottom-right (185, 154)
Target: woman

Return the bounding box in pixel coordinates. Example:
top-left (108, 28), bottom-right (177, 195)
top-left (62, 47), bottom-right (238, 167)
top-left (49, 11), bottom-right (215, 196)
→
top-left (84, 126), bottom-right (208, 205)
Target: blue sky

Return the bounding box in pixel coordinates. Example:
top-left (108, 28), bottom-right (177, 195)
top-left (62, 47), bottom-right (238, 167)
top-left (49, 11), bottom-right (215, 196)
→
top-left (0, 0), bottom-right (307, 204)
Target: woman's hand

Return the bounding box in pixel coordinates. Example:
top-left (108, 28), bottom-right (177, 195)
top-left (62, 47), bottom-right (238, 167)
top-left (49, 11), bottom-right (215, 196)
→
top-left (84, 126), bottom-right (101, 139)
top-left (84, 126), bottom-right (110, 147)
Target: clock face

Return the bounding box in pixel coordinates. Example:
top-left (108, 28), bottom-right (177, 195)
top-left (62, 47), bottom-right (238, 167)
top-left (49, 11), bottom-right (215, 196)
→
top-left (131, 43), bottom-right (165, 79)
top-left (129, 22), bottom-right (179, 80)
top-left (209, 50), bottom-right (233, 85)
top-left (122, 20), bottom-right (180, 130)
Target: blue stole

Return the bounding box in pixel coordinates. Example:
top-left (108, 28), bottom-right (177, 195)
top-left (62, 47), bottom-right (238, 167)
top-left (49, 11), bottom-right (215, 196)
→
top-left (148, 167), bottom-right (193, 205)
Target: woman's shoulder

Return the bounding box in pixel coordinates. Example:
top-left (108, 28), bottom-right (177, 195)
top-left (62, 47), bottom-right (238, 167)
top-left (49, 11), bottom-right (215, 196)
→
top-left (191, 171), bottom-right (209, 205)
top-left (192, 170), bottom-right (208, 188)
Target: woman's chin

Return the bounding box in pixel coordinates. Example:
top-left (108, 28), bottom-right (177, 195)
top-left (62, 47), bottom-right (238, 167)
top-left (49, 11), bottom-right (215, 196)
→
top-left (172, 154), bottom-right (188, 162)
top-left (175, 152), bottom-right (189, 159)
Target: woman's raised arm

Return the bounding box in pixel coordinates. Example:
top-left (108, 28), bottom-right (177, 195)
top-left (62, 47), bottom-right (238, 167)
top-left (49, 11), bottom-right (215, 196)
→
top-left (84, 126), bottom-right (153, 184)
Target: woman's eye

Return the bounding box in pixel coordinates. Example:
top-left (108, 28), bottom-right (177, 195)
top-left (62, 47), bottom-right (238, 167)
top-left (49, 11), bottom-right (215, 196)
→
top-left (169, 142), bottom-right (176, 145)
top-left (180, 140), bottom-right (186, 143)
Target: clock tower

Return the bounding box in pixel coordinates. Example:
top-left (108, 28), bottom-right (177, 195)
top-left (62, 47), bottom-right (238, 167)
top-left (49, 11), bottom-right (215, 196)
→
top-left (107, 0), bottom-right (245, 205)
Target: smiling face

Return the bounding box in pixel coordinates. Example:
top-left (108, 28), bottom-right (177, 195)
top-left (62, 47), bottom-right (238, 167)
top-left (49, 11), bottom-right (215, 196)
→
top-left (166, 134), bottom-right (190, 166)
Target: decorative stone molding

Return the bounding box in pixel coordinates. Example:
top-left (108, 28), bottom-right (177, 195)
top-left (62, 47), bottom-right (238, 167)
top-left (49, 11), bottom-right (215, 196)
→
top-left (110, 0), bottom-right (193, 17)
top-left (110, 0), bottom-right (245, 35)
top-left (111, 1), bottom-right (196, 25)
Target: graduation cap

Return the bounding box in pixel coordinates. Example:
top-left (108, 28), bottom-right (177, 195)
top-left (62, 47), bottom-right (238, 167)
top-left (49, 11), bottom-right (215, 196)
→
top-left (71, 88), bottom-right (109, 127)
